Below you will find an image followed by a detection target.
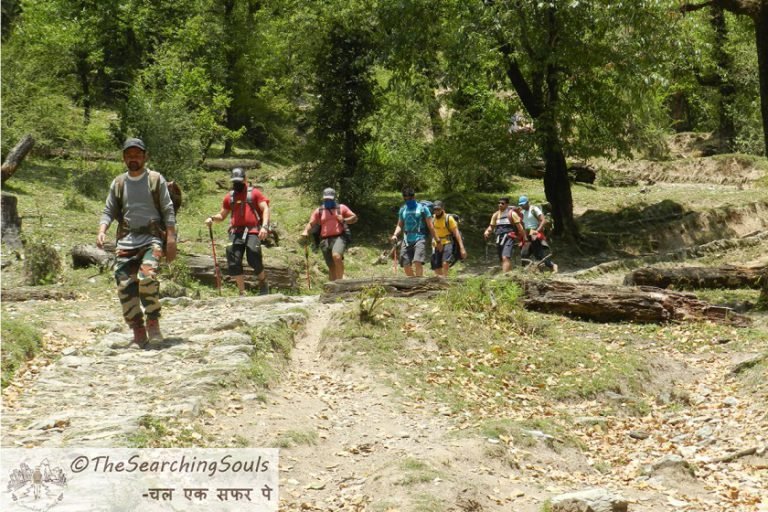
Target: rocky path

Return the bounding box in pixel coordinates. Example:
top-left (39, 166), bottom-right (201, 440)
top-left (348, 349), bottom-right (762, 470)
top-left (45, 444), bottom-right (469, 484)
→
top-left (3, 293), bottom-right (766, 511)
top-left (1, 295), bottom-right (314, 447)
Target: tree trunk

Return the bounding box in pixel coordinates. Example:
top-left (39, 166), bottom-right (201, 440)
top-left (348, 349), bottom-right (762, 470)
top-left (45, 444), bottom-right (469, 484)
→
top-left (755, 5), bottom-right (768, 156)
top-left (542, 129), bottom-right (577, 238)
top-left (523, 280), bottom-right (750, 326)
top-left (1, 134), bottom-right (35, 184)
top-left (322, 276), bottom-right (451, 302)
top-left (541, 6), bottom-right (577, 239)
top-left (625, 265), bottom-right (767, 289)
top-left (710, 7), bottom-right (737, 152)
top-left (1, 192), bottom-right (22, 247)
top-left (71, 244), bottom-right (114, 269)
top-left (185, 254), bottom-right (297, 291)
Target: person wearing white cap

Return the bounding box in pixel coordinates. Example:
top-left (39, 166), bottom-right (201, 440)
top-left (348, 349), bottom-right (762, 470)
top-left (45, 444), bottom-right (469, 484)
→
top-left (301, 188), bottom-right (357, 281)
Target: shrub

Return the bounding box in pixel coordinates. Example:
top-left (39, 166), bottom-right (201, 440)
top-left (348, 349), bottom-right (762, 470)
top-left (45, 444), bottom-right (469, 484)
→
top-left (1, 319), bottom-right (43, 388)
top-left (23, 241), bottom-right (62, 285)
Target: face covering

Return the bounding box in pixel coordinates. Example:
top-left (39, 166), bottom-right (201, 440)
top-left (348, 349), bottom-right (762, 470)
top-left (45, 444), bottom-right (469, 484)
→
top-left (405, 199), bottom-right (417, 209)
top-left (323, 199), bottom-right (336, 209)
top-left (233, 182), bottom-right (246, 192)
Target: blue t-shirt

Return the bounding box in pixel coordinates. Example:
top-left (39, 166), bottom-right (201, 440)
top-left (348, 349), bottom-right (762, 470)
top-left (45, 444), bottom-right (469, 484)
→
top-left (399, 203), bottom-right (432, 243)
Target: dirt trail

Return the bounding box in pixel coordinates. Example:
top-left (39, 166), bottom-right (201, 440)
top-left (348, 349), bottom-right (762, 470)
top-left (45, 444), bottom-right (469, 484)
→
top-left (214, 305), bottom-right (554, 511)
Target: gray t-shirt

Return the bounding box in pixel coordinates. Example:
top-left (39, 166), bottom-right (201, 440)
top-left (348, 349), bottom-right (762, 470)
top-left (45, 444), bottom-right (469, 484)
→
top-left (100, 170), bottom-right (176, 250)
top-left (521, 205), bottom-right (543, 230)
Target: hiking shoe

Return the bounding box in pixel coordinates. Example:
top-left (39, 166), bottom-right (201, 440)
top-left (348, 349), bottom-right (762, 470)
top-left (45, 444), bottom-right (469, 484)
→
top-left (146, 318), bottom-right (163, 341)
top-left (132, 325), bottom-right (148, 348)
top-left (258, 280), bottom-right (269, 296)
top-left (551, 263), bottom-right (559, 274)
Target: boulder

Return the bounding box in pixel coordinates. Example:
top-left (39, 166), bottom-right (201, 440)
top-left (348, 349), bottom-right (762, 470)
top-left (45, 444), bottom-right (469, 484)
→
top-left (550, 488), bottom-right (628, 512)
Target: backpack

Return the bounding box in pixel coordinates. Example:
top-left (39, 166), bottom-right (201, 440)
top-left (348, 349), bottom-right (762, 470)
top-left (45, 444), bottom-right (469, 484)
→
top-left (113, 170), bottom-right (182, 241)
top-left (309, 206), bottom-right (351, 249)
top-left (229, 185), bottom-right (280, 247)
top-left (444, 213), bottom-right (465, 266)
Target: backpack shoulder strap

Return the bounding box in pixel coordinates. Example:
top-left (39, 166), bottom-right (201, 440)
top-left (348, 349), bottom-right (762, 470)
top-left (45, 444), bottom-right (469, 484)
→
top-left (148, 170), bottom-right (162, 214)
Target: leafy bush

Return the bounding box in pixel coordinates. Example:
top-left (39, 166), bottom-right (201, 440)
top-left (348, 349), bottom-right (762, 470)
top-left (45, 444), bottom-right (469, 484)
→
top-left (440, 276), bottom-right (521, 320)
top-left (71, 160), bottom-right (119, 200)
top-left (1, 319), bottom-right (43, 388)
top-left (23, 241), bottom-right (62, 285)
top-left (357, 284), bottom-right (388, 324)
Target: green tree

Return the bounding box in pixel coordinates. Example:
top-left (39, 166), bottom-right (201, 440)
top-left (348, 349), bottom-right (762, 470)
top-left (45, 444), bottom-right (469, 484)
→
top-left (449, 0), bottom-right (674, 237)
top-left (302, 16), bottom-right (378, 205)
top-left (682, 0), bottom-right (768, 156)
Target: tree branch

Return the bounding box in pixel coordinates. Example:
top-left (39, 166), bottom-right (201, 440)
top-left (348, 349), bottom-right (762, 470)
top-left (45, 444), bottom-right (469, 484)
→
top-left (498, 41), bottom-right (544, 118)
top-left (680, 1), bottom-right (716, 13)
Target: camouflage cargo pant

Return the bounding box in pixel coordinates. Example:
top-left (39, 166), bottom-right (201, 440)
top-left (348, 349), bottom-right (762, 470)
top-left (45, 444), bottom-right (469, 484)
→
top-left (114, 243), bottom-right (163, 327)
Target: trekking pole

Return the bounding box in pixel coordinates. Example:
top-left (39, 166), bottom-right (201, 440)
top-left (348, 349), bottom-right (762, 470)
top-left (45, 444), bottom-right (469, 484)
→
top-left (304, 244), bottom-right (312, 289)
top-left (208, 225), bottom-right (222, 295)
top-left (392, 240), bottom-right (398, 275)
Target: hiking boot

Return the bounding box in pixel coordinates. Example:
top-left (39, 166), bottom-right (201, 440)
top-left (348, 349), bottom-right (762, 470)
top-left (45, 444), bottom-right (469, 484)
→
top-left (132, 325), bottom-right (148, 348)
top-left (146, 318), bottom-right (163, 341)
top-left (258, 280), bottom-right (269, 296)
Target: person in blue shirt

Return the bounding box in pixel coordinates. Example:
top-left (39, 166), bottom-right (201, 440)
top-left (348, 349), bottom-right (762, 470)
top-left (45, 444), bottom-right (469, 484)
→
top-left (390, 187), bottom-right (438, 277)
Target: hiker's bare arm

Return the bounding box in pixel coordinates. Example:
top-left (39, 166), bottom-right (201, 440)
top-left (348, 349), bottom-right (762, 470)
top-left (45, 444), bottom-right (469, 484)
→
top-left (484, 213), bottom-right (496, 239)
top-left (536, 213), bottom-right (547, 233)
top-left (391, 219), bottom-right (404, 242)
top-left (205, 207), bottom-right (230, 226)
top-left (343, 212), bottom-right (358, 224)
top-left (97, 223), bottom-right (109, 248)
top-left (451, 221), bottom-right (467, 258)
top-left (258, 201), bottom-right (270, 240)
top-left (164, 226), bottom-right (177, 262)
top-left (426, 217), bottom-right (441, 247)
top-left (516, 222), bottom-right (526, 243)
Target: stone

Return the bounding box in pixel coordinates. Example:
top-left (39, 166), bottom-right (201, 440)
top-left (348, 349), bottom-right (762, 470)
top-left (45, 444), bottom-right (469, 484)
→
top-left (550, 488), bottom-right (628, 512)
top-left (629, 430), bottom-right (650, 440)
top-left (730, 353), bottom-right (767, 375)
top-left (643, 454), bottom-right (696, 477)
top-left (722, 396), bottom-right (739, 407)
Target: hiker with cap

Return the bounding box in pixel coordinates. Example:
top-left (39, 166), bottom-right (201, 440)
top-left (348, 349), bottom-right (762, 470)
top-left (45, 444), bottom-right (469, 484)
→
top-left (300, 188), bottom-right (357, 281)
top-left (205, 168), bottom-right (271, 295)
top-left (518, 195), bottom-right (558, 273)
top-left (391, 187), bottom-right (438, 277)
top-left (430, 200), bottom-right (466, 277)
top-left (483, 197), bottom-right (526, 272)
top-left (97, 138), bottom-right (177, 347)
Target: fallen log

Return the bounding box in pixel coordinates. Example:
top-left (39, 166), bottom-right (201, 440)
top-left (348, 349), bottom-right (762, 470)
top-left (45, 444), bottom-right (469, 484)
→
top-left (625, 266), bottom-right (767, 290)
top-left (186, 254), bottom-right (297, 290)
top-left (202, 159), bottom-right (261, 171)
top-left (523, 280), bottom-right (750, 326)
top-left (1, 134), bottom-right (35, 185)
top-left (322, 276), bottom-right (451, 302)
top-left (2, 287), bottom-right (77, 302)
top-left (569, 164), bottom-right (597, 184)
top-left (71, 244), bottom-right (114, 269)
